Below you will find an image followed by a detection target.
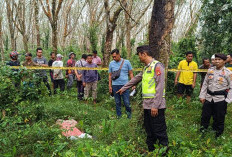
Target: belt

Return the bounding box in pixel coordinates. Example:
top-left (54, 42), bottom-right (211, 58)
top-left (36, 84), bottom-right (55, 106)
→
top-left (207, 89), bottom-right (228, 96)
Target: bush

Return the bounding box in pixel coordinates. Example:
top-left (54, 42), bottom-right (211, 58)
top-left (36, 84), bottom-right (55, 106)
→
top-left (0, 66), bottom-right (47, 118)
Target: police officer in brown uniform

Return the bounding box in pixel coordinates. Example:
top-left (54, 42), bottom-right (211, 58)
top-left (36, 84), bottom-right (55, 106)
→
top-left (199, 53), bottom-right (232, 137)
top-left (117, 45), bottom-right (168, 152)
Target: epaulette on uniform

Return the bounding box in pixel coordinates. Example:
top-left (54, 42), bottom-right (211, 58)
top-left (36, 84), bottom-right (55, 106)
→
top-left (224, 67), bottom-right (231, 72)
top-left (207, 67), bottom-right (215, 74)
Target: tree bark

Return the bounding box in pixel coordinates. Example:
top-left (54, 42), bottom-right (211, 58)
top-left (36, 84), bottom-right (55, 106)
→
top-left (149, 0), bottom-right (175, 63)
top-left (52, 23), bottom-right (58, 53)
top-left (34, 0), bottom-right (40, 47)
top-left (13, 0), bottom-right (31, 53)
top-left (123, 0), bottom-right (132, 59)
top-left (5, 0), bottom-right (16, 50)
top-left (149, 0), bottom-right (175, 88)
top-left (103, 0), bottom-right (123, 67)
top-left (121, 0), bottom-right (153, 58)
top-left (62, 0), bottom-right (75, 51)
top-left (40, 0), bottom-right (64, 53)
top-left (103, 29), bottom-right (114, 66)
top-left (0, 16), bottom-right (4, 63)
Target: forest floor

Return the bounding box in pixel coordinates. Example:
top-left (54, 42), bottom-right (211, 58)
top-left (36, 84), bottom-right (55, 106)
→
top-left (0, 88), bottom-right (232, 156)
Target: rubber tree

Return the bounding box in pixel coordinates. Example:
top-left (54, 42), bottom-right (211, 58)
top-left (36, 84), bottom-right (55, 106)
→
top-left (39, 0), bottom-right (64, 53)
top-left (103, 0), bottom-right (124, 67)
top-left (149, 0), bottom-right (175, 63)
top-left (149, 0), bottom-right (175, 85)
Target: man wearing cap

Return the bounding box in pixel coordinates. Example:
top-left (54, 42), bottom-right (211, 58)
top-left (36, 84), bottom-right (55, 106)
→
top-left (7, 51), bottom-right (20, 67)
top-left (23, 53), bottom-right (38, 66)
top-left (66, 52), bottom-right (76, 90)
top-left (199, 53), bottom-right (232, 138)
top-left (52, 54), bottom-right (65, 94)
top-left (175, 51), bottom-right (198, 103)
top-left (6, 51), bottom-right (21, 87)
top-left (117, 45), bottom-right (168, 152)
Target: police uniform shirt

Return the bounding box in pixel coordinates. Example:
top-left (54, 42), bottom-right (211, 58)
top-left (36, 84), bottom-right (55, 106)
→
top-left (120, 59), bottom-right (166, 109)
top-left (199, 66), bottom-right (232, 103)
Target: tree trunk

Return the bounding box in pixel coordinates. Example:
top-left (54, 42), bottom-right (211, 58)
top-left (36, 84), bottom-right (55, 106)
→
top-left (52, 23), bottom-right (58, 53)
top-left (6, 1), bottom-right (16, 50)
top-left (122, 0), bottom-right (132, 58)
top-left (34, 0), bottom-right (40, 47)
top-left (13, 0), bottom-right (30, 53)
top-left (103, 0), bottom-right (123, 67)
top-left (121, 0), bottom-right (153, 58)
top-left (103, 30), bottom-right (114, 66)
top-left (159, 35), bottom-right (171, 86)
top-left (149, 0), bottom-right (175, 63)
top-left (149, 0), bottom-right (175, 88)
top-left (39, 0), bottom-right (64, 54)
top-left (61, 0), bottom-right (75, 51)
top-left (22, 34), bottom-right (29, 52)
top-left (125, 12), bottom-right (132, 58)
top-left (0, 16), bottom-right (4, 63)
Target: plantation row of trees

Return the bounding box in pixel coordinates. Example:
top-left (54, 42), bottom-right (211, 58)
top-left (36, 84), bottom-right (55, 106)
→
top-left (0, 0), bottom-right (203, 65)
top-left (0, 0), bottom-right (231, 66)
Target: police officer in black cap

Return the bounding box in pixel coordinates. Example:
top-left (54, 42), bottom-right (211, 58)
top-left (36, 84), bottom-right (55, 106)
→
top-left (199, 53), bottom-right (232, 137)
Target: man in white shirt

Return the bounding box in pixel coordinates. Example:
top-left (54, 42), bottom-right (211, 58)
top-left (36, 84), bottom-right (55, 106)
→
top-left (52, 54), bottom-right (65, 94)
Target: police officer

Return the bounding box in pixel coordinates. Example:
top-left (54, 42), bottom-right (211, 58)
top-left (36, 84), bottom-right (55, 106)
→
top-left (199, 53), bottom-right (232, 137)
top-left (117, 45), bottom-right (168, 152)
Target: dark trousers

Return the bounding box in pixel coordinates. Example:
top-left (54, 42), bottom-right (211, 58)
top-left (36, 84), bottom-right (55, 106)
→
top-left (67, 74), bottom-right (74, 89)
top-left (201, 100), bottom-right (227, 137)
top-left (144, 109), bottom-right (168, 151)
top-left (77, 80), bottom-right (84, 99)
top-left (54, 79), bottom-right (65, 94)
top-left (36, 76), bottom-right (52, 96)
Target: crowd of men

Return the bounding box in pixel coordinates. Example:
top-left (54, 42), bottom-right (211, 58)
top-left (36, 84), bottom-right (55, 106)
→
top-left (6, 48), bottom-right (102, 103)
top-left (5, 46), bottom-right (232, 154)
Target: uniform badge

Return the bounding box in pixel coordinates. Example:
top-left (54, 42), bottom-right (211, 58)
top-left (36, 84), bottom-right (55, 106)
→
top-left (208, 75), bottom-right (213, 79)
top-left (218, 77), bottom-right (224, 84)
top-left (209, 70), bottom-right (214, 74)
top-left (147, 66), bottom-right (152, 73)
top-left (155, 67), bottom-right (161, 76)
top-left (221, 71), bottom-right (225, 75)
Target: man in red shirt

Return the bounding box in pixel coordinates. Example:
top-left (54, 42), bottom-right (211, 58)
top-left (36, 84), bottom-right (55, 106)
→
top-left (66, 52), bottom-right (76, 90)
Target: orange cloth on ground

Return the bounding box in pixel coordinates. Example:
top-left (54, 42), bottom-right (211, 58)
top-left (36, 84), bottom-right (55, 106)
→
top-left (56, 119), bottom-right (83, 137)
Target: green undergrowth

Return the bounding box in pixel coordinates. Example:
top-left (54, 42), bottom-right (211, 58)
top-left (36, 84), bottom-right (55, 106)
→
top-left (1, 92), bottom-right (232, 156)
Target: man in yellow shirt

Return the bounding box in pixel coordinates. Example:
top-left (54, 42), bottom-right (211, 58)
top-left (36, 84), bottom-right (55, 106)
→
top-left (175, 51), bottom-right (198, 103)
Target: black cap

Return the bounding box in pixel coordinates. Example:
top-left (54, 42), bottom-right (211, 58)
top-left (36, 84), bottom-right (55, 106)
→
top-left (215, 53), bottom-right (227, 61)
top-left (25, 52), bottom-right (32, 57)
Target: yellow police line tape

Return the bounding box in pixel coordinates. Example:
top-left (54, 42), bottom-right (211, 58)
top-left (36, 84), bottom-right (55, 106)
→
top-left (9, 66), bottom-right (232, 72)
